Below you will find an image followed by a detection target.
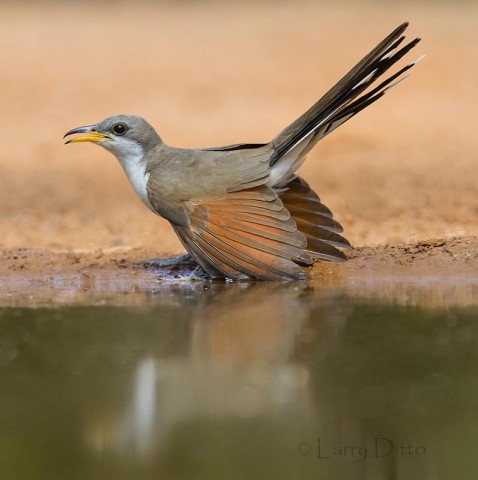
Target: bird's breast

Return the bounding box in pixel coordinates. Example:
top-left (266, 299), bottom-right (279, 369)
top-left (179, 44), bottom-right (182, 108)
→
top-left (114, 144), bottom-right (155, 212)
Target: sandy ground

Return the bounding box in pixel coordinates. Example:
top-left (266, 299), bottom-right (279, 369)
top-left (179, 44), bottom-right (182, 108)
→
top-left (1, 1), bottom-right (477, 289)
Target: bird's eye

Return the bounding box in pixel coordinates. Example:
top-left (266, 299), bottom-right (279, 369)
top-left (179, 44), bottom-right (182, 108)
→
top-left (111, 123), bottom-right (127, 136)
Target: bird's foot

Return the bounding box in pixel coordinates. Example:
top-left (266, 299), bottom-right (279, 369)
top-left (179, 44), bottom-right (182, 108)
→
top-left (145, 254), bottom-right (210, 281)
top-left (144, 253), bottom-right (195, 268)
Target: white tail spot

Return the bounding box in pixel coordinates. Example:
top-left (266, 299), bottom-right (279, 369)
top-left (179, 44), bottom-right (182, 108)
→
top-left (380, 48), bottom-right (396, 61)
top-left (408, 54), bottom-right (426, 66)
top-left (384, 75), bottom-right (410, 94)
top-left (352, 69), bottom-right (377, 90)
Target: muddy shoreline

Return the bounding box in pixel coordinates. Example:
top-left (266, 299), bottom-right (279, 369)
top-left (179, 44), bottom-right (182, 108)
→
top-left (1, 235), bottom-right (477, 306)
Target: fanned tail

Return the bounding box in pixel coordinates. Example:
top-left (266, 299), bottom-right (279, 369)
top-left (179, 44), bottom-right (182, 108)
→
top-left (268, 22), bottom-right (422, 186)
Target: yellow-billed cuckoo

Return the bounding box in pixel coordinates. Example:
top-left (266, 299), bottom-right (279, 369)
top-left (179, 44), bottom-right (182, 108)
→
top-left (64, 22), bottom-right (422, 281)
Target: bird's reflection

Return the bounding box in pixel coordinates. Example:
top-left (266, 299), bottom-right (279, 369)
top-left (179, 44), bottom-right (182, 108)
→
top-left (4, 281), bottom-right (476, 479)
top-left (81, 282), bottom-right (331, 457)
top-left (132, 358), bottom-right (156, 455)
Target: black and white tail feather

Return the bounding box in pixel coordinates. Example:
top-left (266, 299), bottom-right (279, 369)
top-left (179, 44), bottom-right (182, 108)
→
top-left (268, 22), bottom-right (423, 186)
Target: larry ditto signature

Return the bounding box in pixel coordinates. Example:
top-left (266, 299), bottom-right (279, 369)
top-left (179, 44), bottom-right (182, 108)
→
top-left (296, 438), bottom-right (426, 463)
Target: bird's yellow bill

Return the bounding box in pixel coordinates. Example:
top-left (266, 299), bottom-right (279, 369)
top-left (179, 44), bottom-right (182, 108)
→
top-left (65, 131), bottom-right (111, 144)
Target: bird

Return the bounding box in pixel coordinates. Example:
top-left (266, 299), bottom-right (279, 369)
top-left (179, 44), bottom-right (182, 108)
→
top-left (64, 22), bottom-right (422, 281)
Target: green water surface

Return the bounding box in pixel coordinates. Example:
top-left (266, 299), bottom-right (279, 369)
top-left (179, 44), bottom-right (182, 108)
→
top-left (0, 282), bottom-right (477, 479)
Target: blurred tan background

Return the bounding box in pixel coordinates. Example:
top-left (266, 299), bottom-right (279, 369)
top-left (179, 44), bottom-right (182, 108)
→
top-left (1, 0), bottom-right (477, 254)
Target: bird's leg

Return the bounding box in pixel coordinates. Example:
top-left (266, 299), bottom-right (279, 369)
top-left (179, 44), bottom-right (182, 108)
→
top-left (144, 253), bottom-right (194, 268)
top-left (186, 265), bottom-right (210, 281)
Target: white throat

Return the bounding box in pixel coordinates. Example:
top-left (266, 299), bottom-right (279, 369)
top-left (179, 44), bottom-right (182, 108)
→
top-left (103, 139), bottom-right (153, 211)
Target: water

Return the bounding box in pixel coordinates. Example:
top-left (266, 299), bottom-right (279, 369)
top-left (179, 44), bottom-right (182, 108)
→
top-left (1, 280), bottom-right (477, 479)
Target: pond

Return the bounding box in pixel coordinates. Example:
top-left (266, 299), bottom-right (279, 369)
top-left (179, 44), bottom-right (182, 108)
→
top-left (1, 278), bottom-right (477, 479)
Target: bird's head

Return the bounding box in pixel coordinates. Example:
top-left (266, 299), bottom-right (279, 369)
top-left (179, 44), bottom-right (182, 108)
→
top-left (64, 115), bottom-right (161, 159)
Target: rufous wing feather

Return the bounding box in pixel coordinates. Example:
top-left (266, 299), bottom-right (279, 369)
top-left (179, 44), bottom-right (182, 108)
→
top-left (178, 186), bottom-right (312, 280)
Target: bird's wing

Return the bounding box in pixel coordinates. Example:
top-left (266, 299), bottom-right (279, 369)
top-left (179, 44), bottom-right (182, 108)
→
top-left (146, 145), bottom-right (272, 210)
top-left (173, 185), bottom-right (312, 280)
